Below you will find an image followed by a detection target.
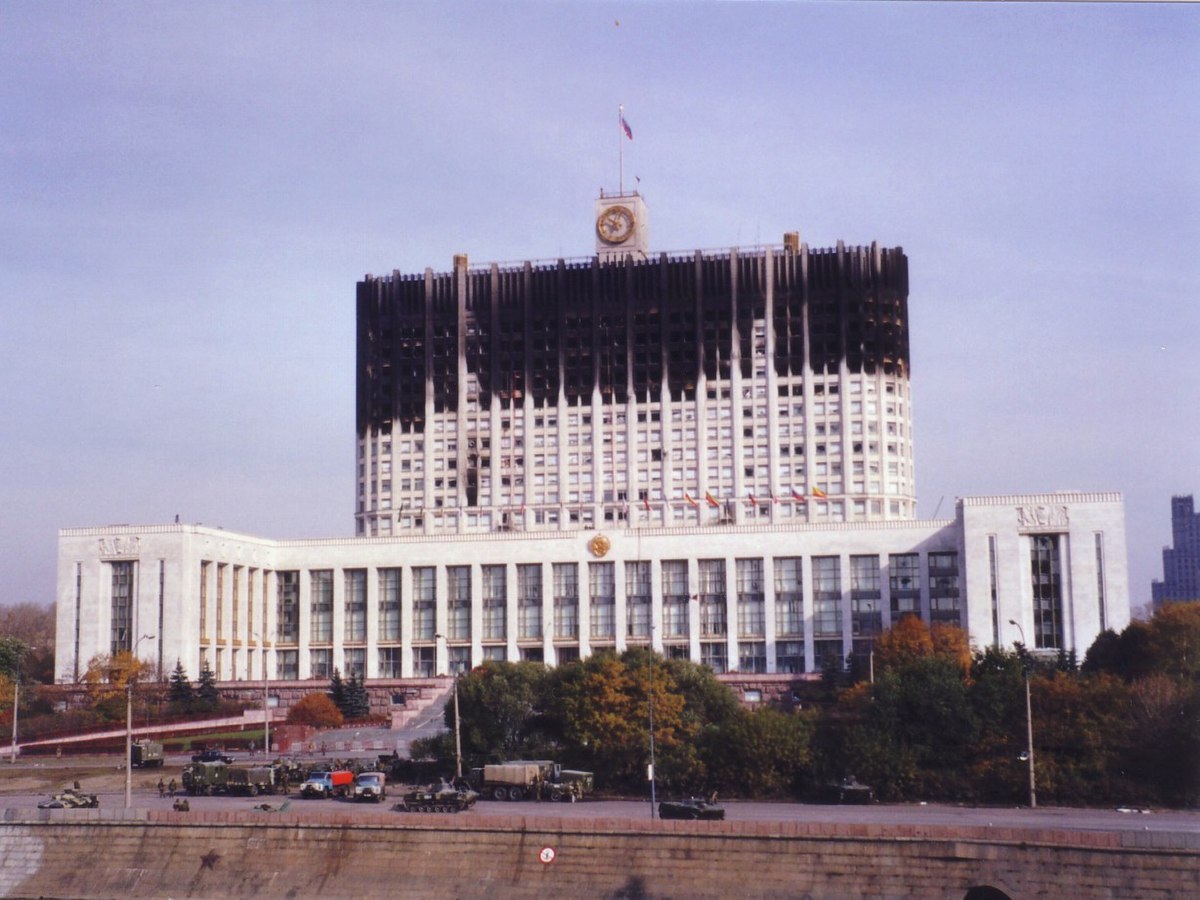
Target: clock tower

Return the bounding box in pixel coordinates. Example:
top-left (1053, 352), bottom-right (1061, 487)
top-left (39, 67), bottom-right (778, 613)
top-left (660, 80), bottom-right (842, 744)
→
top-left (595, 191), bottom-right (648, 262)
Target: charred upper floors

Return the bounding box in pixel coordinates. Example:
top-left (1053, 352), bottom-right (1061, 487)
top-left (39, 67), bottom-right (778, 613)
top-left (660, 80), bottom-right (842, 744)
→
top-left (355, 241), bottom-right (914, 533)
top-left (356, 241), bottom-right (910, 432)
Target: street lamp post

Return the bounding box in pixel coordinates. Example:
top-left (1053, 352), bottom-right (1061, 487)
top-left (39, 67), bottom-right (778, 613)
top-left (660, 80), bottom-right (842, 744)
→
top-left (8, 644), bottom-right (25, 764)
top-left (1008, 619), bottom-right (1037, 809)
top-left (9, 678), bottom-right (18, 764)
top-left (254, 634), bottom-right (271, 758)
top-left (263, 652), bottom-right (271, 759)
top-left (125, 633), bottom-right (155, 809)
top-left (436, 635), bottom-right (463, 779)
top-left (648, 645), bottom-right (657, 820)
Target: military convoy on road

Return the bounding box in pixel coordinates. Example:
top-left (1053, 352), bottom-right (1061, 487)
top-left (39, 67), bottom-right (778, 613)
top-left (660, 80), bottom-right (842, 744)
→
top-left (174, 751), bottom-right (592, 810)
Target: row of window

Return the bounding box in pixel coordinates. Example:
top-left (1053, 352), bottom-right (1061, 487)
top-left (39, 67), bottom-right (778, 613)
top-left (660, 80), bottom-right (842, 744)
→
top-left (195, 554), bottom-right (959, 649)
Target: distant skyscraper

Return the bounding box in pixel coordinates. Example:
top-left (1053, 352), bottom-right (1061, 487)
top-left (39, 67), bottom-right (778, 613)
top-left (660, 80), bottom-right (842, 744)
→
top-left (1152, 495), bottom-right (1200, 607)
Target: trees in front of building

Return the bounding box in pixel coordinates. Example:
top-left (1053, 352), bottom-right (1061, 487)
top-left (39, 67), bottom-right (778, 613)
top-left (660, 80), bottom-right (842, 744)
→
top-left (329, 670), bottom-right (370, 720)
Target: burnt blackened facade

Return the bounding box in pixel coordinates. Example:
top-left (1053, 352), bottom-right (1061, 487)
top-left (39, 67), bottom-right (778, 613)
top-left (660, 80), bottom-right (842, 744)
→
top-left (356, 239), bottom-right (912, 538)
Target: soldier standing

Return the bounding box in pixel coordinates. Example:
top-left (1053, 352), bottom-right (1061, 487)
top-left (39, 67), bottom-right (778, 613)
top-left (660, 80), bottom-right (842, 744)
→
top-left (157, 778), bottom-right (166, 798)
top-left (168, 778), bottom-right (177, 798)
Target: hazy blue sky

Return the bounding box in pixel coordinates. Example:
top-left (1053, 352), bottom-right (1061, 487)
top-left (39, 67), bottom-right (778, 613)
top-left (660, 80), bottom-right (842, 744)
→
top-left (2, 2), bottom-right (1197, 617)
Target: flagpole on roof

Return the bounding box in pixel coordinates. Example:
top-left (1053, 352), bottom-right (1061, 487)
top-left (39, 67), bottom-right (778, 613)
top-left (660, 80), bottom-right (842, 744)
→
top-left (618, 104), bottom-right (624, 195)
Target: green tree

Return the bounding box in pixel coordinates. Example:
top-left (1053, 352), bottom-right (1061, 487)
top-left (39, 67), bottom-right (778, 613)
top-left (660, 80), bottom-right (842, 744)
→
top-left (196, 659), bottom-right (220, 710)
top-left (343, 672), bottom-right (371, 720)
top-left (167, 660), bottom-right (195, 709)
top-left (286, 692), bottom-right (344, 728)
top-left (449, 661), bottom-right (552, 763)
top-left (329, 669), bottom-right (347, 715)
top-left (702, 707), bottom-right (815, 797)
top-left (823, 655), bottom-right (978, 801)
top-left (965, 646), bottom-right (1028, 803)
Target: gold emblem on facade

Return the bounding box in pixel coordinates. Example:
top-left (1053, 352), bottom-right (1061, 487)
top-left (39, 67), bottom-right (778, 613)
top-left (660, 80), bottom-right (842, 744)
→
top-left (588, 534), bottom-right (612, 558)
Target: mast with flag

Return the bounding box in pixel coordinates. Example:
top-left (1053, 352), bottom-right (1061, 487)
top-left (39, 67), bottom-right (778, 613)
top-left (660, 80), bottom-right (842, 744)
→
top-left (619, 104), bottom-right (633, 194)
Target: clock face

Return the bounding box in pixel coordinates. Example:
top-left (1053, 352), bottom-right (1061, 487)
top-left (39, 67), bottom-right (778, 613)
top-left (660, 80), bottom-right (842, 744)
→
top-left (596, 206), bottom-right (635, 244)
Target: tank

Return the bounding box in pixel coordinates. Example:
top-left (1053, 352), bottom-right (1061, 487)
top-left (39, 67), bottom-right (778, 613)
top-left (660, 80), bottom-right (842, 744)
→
top-left (395, 781), bottom-right (478, 813)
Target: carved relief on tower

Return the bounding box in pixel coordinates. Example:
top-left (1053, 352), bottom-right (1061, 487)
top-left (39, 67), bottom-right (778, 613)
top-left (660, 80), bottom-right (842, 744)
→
top-left (1015, 505), bottom-right (1069, 531)
top-left (98, 536), bottom-right (141, 559)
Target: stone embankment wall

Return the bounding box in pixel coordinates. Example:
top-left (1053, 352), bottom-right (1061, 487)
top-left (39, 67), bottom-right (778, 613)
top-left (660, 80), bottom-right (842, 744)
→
top-left (1, 809), bottom-right (1196, 899)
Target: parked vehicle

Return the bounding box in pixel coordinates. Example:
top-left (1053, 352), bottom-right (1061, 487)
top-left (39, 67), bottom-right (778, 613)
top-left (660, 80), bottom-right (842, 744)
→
top-left (395, 781), bottom-right (478, 813)
top-left (227, 764), bottom-right (282, 797)
top-left (300, 770), bottom-right (354, 799)
top-left (658, 797), bottom-right (725, 820)
top-left (130, 740), bottom-right (164, 768)
top-left (465, 760), bottom-right (594, 802)
top-left (353, 771), bottom-right (387, 803)
top-left (191, 747), bottom-right (234, 764)
top-left (183, 761), bottom-right (230, 796)
top-left (818, 776), bottom-right (875, 805)
top-left (38, 788), bottom-right (99, 809)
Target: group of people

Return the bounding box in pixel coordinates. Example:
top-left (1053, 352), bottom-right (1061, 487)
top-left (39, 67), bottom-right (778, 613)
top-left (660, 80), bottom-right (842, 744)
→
top-left (156, 778), bottom-right (178, 798)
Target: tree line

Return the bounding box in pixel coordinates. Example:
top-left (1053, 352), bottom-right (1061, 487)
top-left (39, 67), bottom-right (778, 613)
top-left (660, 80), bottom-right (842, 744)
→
top-left (413, 603), bottom-right (1199, 807)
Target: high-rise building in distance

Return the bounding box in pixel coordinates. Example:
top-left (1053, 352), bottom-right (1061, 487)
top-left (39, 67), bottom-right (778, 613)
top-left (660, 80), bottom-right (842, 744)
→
top-left (1152, 494), bottom-right (1200, 607)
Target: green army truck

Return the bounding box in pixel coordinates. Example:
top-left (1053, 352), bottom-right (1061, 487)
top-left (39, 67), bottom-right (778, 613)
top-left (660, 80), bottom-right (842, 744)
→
top-left (130, 740), bottom-right (164, 768)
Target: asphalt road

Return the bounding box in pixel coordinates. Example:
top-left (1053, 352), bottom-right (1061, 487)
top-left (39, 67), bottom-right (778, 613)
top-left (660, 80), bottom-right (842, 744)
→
top-left (9, 790), bottom-right (1199, 836)
top-left (6, 755), bottom-right (1198, 835)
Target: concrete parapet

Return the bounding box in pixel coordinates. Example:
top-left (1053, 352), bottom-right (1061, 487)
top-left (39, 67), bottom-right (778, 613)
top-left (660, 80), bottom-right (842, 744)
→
top-left (0, 810), bottom-right (1196, 899)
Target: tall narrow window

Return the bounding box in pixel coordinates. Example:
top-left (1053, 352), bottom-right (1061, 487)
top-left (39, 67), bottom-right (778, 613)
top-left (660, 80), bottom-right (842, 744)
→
top-left (698, 559), bottom-right (727, 637)
top-left (589, 562), bottom-right (615, 639)
top-left (1094, 533), bottom-right (1107, 632)
top-left (736, 558), bottom-right (765, 637)
top-left (812, 557), bottom-right (841, 636)
top-left (661, 560), bottom-right (689, 639)
top-left (412, 567), bottom-right (436, 641)
top-left (482, 565), bottom-right (506, 641)
top-left (625, 561), bottom-right (651, 639)
top-left (379, 568), bottom-right (401, 642)
top-left (231, 566), bottom-right (241, 639)
top-left (199, 561), bottom-right (210, 641)
top-left (888, 553), bottom-right (920, 620)
top-left (850, 555), bottom-right (882, 645)
top-left (310, 570), bottom-right (333, 643)
top-left (553, 563), bottom-right (579, 639)
top-left (774, 557), bottom-right (803, 638)
top-left (1031, 535), bottom-right (1063, 650)
top-left (345, 569), bottom-right (367, 642)
top-left (110, 561), bottom-right (134, 655)
top-left (928, 552), bottom-right (961, 625)
top-left (447, 566), bottom-right (471, 641)
top-left (216, 564), bottom-right (226, 639)
top-left (988, 536), bottom-right (1000, 648)
top-left (518, 564), bottom-right (543, 640)
top-left (276, 571), bottom-right (300, 644)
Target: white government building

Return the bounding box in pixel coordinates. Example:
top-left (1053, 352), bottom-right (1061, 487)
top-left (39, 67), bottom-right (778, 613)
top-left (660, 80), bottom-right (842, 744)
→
top-left (55, 193), bottom-right (1129, 684)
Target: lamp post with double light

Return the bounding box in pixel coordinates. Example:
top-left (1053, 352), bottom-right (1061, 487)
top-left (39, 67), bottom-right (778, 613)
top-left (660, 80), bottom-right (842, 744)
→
top-left (1008, 619), bottom-right (1036, 809)
top-left (125, 633), bottom-right (155, 809)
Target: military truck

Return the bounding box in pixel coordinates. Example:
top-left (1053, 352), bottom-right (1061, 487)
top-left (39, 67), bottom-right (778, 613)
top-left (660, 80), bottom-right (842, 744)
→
top-left (130, 740), bottom-right (164, 768)
top-left (227, 764), bottom-right (282, 796)
top-left (466, 760), bottom-right (594, 802)
top-left (182, 760), bottom-right (231, 796)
